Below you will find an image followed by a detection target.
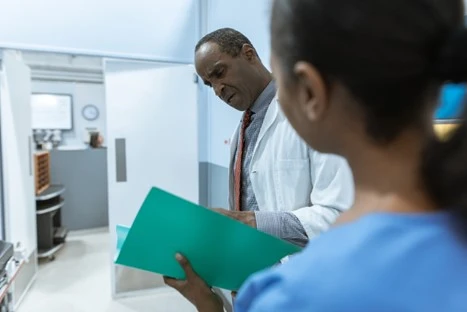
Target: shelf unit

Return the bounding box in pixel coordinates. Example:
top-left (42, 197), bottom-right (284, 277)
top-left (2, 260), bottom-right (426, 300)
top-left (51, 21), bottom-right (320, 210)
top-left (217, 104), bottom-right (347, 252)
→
top-left (36, 185), bottom-right (68, 261)
top-left (33, 151), bottom-right (51, 195)
top-left (0, 260), bottom-right (24, 312)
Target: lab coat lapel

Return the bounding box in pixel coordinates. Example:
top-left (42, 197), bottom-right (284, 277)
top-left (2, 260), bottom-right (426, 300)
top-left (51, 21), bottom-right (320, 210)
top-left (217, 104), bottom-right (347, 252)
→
top-left (228, 123), bottom-right (240, 209)
top-left (252, 97), bottom-right (279, 158)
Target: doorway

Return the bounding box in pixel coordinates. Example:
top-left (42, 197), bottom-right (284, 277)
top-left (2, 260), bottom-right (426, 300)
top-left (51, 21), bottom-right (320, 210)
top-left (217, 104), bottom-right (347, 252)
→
top-left (0, 49), bottom-right (199, 311)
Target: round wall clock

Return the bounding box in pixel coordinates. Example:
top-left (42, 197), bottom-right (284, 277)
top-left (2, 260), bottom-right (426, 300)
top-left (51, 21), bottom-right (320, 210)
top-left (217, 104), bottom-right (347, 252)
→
top-left (82, 104), bottom-right (99, 121)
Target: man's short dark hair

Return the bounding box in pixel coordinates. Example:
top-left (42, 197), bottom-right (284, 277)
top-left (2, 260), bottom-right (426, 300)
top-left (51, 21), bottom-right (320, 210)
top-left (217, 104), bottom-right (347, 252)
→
top-left (195, 28), bottom-right (257, 57)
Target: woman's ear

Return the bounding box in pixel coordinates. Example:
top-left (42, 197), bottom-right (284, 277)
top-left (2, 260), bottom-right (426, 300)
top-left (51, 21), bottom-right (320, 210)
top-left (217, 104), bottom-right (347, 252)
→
top-left (293, 61), bottom-right (329, 122)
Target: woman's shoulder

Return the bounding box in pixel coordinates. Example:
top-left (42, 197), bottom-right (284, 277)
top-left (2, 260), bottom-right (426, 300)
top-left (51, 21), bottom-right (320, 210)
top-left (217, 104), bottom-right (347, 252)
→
top-left (283, 212), bottom-right (467, 281)
top-left (236, 212), bottom-right (467, 312)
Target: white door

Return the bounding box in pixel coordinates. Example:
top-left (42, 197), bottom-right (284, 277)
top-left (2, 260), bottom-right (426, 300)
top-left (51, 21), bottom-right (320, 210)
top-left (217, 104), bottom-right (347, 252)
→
top-left (104, 60), bottom-right (199, 297)
top-left (0, 51), bottom-right (36, 257)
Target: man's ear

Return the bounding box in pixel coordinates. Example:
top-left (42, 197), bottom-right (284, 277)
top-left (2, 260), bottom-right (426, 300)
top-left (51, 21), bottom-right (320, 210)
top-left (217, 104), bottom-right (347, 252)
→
top-left (293, 61), bottom-right (329, 122)
top-left (241, 44), bottom-right (257, 62)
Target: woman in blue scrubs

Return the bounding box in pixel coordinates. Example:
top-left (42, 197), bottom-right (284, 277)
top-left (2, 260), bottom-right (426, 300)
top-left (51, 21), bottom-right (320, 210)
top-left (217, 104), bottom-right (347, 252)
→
top-left (166, 0), bottom-right (467, 310)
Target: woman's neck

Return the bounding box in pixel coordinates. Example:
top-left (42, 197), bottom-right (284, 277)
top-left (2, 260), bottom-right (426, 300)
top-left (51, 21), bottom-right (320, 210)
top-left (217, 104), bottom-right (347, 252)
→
top-left (335, 131), bottom-right (437, 225)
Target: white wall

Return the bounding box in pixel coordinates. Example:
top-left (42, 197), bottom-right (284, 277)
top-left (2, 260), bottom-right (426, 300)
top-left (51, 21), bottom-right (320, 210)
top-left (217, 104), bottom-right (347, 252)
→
top-left (0, 0), bottom-right (273, 165)
top-left (31, 81), bottom-right (106, 147)
top-left (205, 0), bottom-right (273, 167)
top-left (206, 0), bottom-right (271, 66)
top-left (0, 0), bottom-right (199, 63)
top-left (1, 51), bottom-right (37, 257)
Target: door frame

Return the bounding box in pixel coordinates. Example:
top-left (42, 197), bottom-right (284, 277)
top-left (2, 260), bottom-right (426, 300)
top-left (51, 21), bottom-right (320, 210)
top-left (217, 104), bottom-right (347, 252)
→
top-left (0, 68), bottom-right (5, 240)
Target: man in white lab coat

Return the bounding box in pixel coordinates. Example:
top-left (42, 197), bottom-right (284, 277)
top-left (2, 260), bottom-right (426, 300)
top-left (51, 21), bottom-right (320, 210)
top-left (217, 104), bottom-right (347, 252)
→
top-left (195, 28), bottom-right (353, 245)
top-left (165, 27), bottom-right (354, 309)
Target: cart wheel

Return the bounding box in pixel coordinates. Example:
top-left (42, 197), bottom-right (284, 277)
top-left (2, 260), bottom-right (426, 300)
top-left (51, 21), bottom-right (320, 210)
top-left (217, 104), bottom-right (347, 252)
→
top-left (48, 255), bottom-right (55, 261)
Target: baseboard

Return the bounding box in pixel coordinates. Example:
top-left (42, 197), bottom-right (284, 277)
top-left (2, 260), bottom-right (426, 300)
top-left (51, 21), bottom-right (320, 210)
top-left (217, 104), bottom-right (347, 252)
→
top-left (68, 227), bottom-right (109, 237)
top-left (13, 273), bottom-right (36, 311)
top-left (13, 249), bottom-right (38, 311)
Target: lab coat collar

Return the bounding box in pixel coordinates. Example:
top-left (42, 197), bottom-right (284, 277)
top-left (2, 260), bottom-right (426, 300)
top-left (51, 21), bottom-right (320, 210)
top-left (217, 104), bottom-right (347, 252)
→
top-left (252, 95), bottom-right (280, 159)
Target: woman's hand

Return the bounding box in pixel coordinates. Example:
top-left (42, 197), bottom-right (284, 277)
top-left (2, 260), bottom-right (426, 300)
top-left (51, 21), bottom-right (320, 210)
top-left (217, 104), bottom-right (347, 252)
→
top-left (163, 254), bottom-right (224, 312)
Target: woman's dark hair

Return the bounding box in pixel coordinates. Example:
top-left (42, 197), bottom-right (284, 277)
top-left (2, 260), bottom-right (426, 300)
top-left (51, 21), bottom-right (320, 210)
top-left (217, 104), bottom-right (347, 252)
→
top-left (271, 0), bottom-right (467, 218)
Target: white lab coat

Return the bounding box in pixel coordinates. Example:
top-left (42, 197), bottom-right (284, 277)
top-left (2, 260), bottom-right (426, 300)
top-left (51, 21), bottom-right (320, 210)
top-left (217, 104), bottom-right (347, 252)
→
top-left (228, 96), bottom-right (354, 239)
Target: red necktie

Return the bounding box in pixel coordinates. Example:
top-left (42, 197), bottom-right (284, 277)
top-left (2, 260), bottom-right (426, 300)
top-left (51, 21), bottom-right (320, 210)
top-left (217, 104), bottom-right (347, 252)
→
top-left (234, 109), bottom-right (252, 211)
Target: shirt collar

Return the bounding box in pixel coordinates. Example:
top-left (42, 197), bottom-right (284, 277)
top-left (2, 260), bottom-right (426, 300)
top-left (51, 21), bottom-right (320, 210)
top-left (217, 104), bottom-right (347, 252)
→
top-left (250, 80), bottom-right (277, 114)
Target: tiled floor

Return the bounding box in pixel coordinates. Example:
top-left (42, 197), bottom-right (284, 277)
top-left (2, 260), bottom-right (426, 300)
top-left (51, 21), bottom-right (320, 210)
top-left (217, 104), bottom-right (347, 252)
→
top-left (17, 229), bottom-right (196, 312)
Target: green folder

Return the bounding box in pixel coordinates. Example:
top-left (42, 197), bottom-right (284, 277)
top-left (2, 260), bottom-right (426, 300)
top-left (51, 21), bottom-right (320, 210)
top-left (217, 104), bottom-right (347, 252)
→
top-left (115, 187), bottom-right (301, 291)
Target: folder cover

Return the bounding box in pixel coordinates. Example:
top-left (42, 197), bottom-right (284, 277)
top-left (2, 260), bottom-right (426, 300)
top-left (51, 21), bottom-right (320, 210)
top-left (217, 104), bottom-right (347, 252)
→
top-left (115, 187), bottom-right (301, 291)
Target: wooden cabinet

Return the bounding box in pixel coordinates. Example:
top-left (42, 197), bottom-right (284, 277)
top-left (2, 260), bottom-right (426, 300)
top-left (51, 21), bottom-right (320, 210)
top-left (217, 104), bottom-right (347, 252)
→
top-left (33, 152), bottom-right (50, 195)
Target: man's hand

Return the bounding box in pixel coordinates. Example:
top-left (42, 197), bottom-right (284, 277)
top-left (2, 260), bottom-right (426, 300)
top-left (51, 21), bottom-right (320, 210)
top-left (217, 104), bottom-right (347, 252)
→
top-left (211, 208), bottom-right (257, 228)
top-left (163, 254), bottom-right (224, 312)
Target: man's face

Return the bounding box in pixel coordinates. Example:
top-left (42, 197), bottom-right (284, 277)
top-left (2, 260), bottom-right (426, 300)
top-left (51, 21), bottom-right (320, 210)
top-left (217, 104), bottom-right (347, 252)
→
top-left (195, 42), bottom-right (258, 111)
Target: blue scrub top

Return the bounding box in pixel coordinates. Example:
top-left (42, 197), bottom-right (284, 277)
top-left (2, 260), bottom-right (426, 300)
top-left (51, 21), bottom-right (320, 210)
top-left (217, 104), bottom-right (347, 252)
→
top-left (235, 212), bottom-right (467, 312)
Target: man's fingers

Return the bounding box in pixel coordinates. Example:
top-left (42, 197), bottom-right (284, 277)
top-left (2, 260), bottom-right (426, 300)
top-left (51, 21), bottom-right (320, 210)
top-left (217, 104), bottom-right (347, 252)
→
top-left (175, 253), bottom-right (196, 279)
top-left (163, 275), bottom-right (185, 290)
top-left (211, 208), bottom-right (226, 215)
